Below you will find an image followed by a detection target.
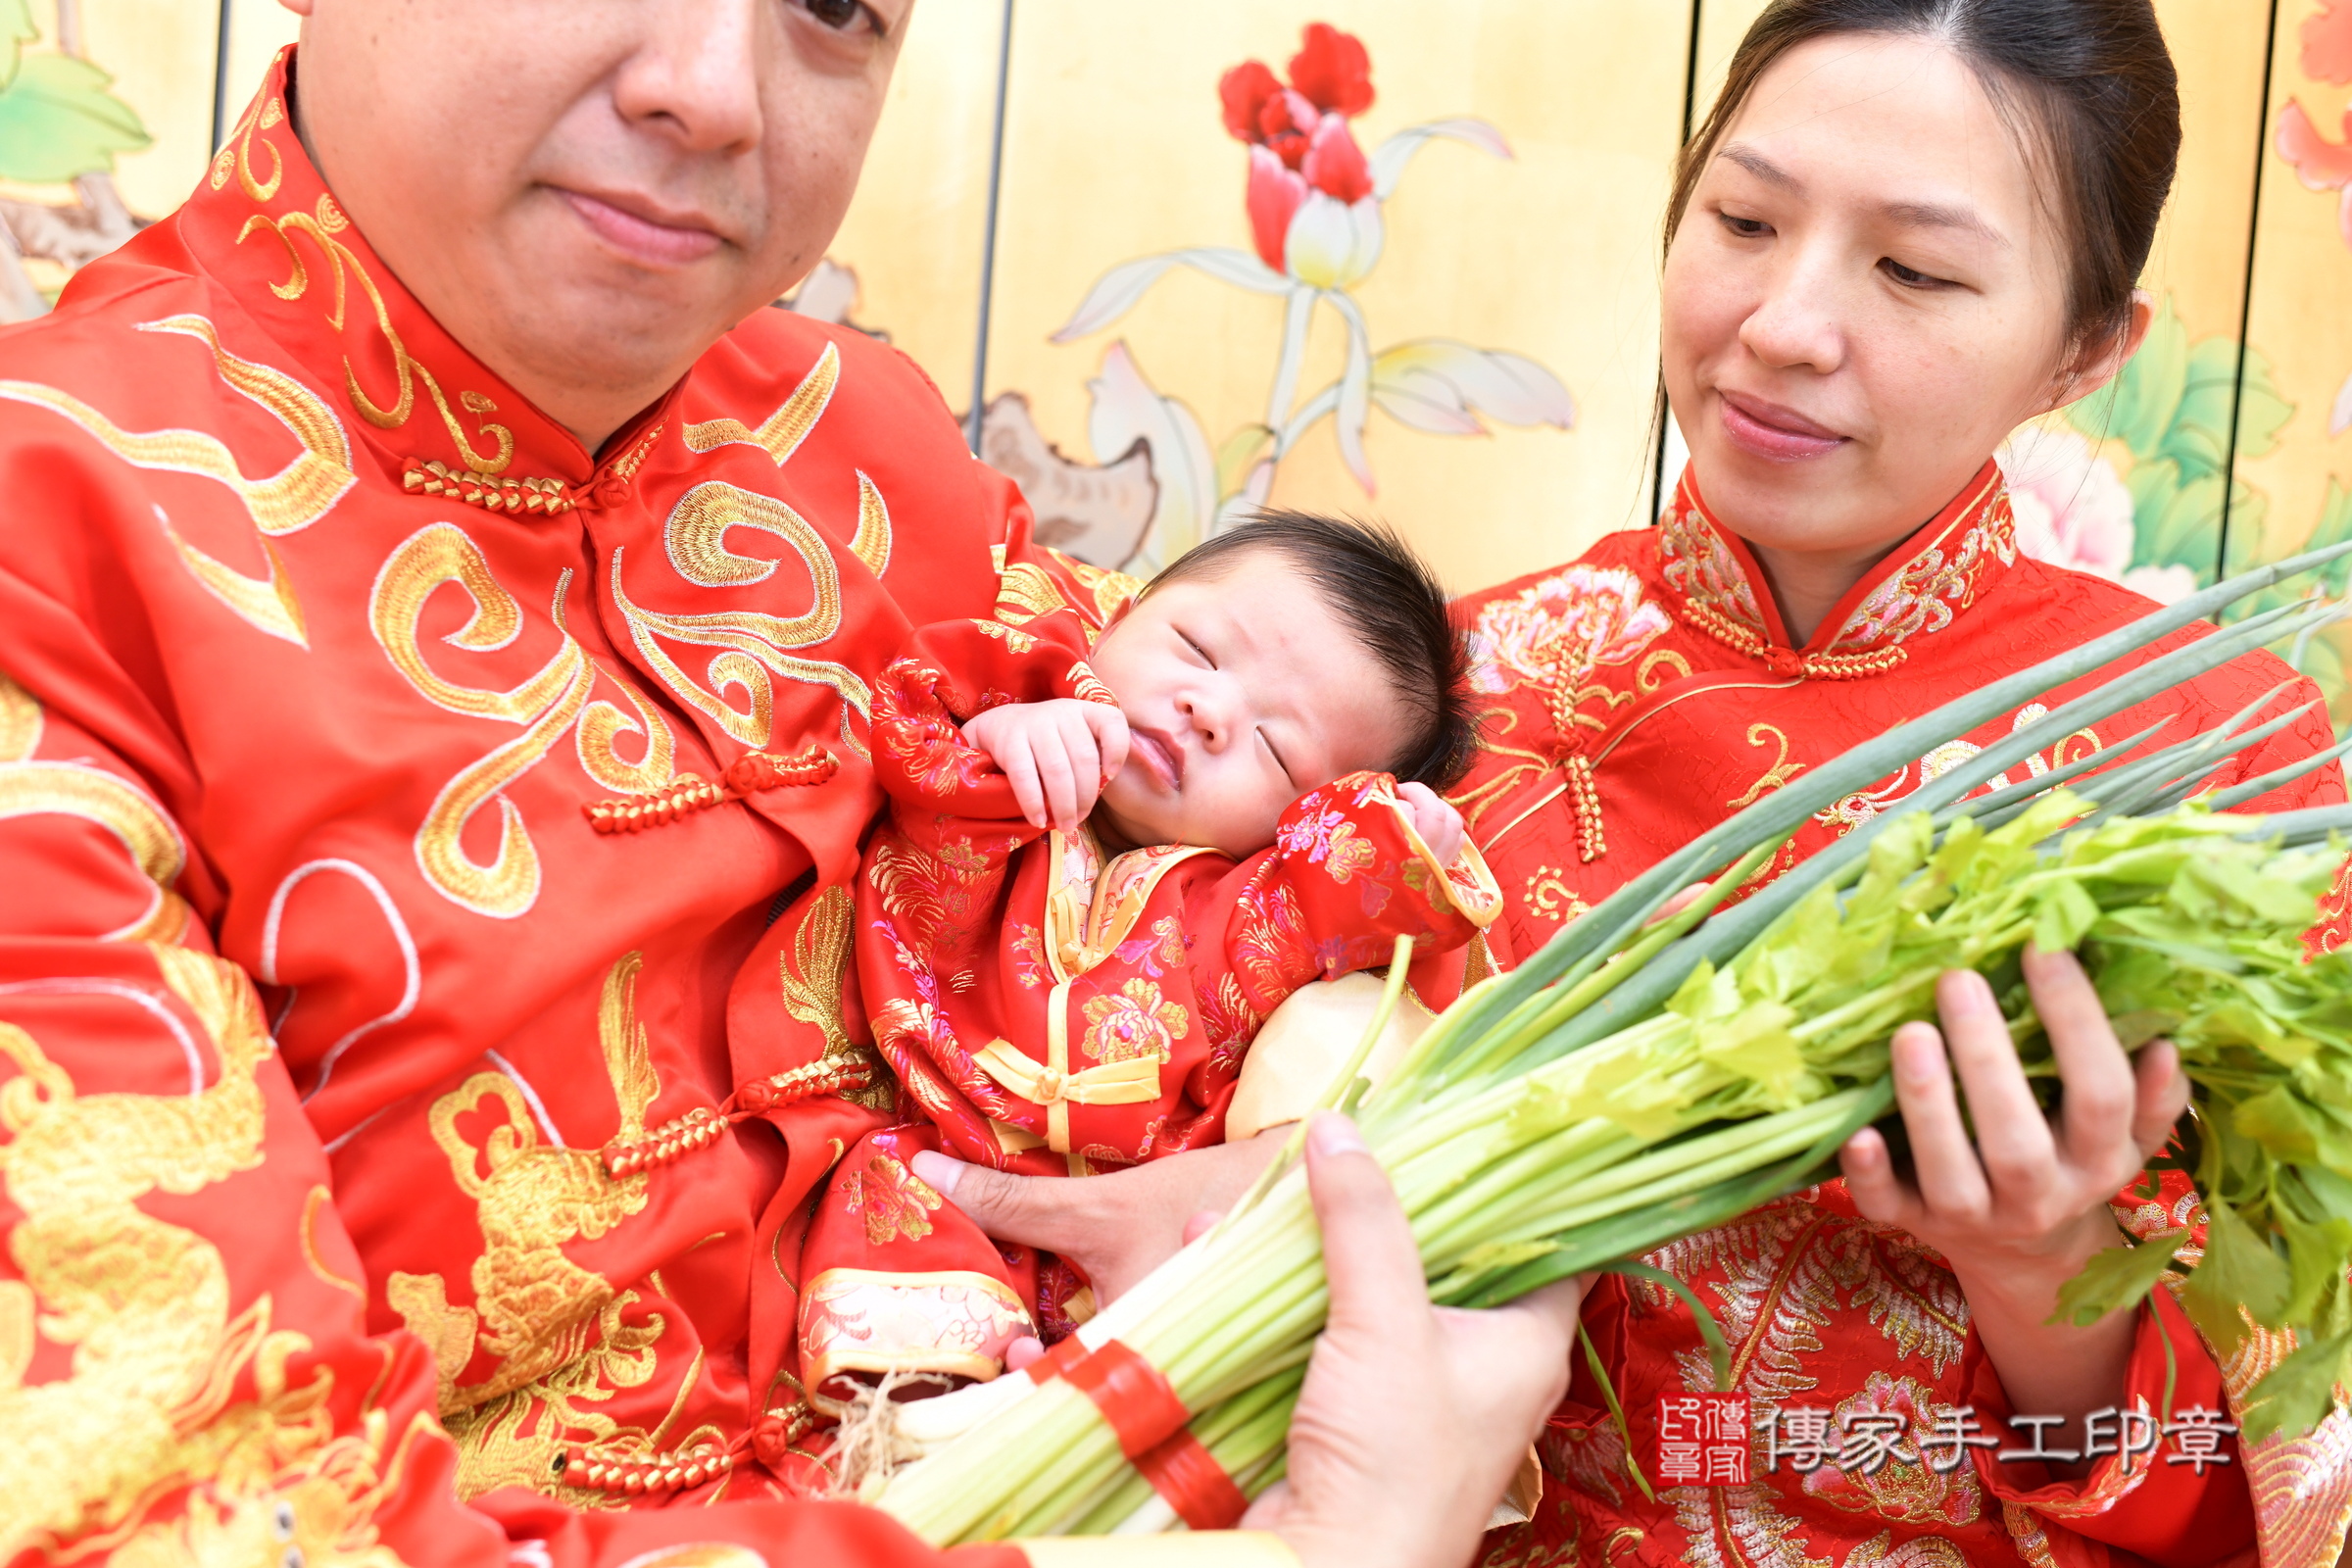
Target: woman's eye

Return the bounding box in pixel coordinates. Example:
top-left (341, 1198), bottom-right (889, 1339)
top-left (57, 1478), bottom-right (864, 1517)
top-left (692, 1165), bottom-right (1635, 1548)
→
top-left (1881, 258), bottom-right (1948, 289)
top-left (1718, 213), bottom-right (1771, 240)
top-left (795, 0), bottom-right (884, 34)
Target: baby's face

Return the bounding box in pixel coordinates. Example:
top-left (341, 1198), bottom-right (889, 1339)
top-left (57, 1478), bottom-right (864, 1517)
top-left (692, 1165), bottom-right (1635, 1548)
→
top-left (1087, 556), bottom-right (1410, 858)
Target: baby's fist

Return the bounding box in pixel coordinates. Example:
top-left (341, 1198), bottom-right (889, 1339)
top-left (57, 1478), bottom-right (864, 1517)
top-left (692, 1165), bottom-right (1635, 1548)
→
top-left (963, 699), bottom-right (1130, 830)
top-left (1396, 782), bottom-right (1466, 866)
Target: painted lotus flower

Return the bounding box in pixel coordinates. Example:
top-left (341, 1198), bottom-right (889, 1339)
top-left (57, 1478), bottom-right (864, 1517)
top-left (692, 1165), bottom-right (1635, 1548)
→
top-left (1998, 424), bottom-right (2195, 606)
top-left (1052, 24), bottom-right (1573, 568)
top-left (1219, 24), bottom-right (1381, 287)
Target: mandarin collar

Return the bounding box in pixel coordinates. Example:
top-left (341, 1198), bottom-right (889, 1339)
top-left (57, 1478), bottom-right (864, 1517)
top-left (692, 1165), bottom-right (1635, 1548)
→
top-left (1655, 461), bottom-right (2018, 678)
top-left (180, 47), bottom-right (677, 512)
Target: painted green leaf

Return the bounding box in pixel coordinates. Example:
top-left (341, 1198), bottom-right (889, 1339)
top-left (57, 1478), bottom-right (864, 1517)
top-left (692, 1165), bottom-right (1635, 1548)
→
top-left (0, 0), bottom-right (33, 92)
top-left (2127, 461), bottom-right (2230, 574)
top-left (2104, 299), bottom-right (2190, 459)
top-left (2230, 344), bottom-right (2297, 465)
top-left (2164, 338), bottom-right (2249, 482)
top-left (2050, 1229), bottom-right (2187, 1327)
top-left (0, 53), bottom-right (150, 184)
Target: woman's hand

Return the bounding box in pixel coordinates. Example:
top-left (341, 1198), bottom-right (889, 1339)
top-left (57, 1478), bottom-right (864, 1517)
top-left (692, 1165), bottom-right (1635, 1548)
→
top-left (910, 1129), bottom-right (1285, 1305)
top-left (1248, 1115), bottom-right (1581, 1568)
top-left (1838, 947), bottom-right (2189, 1450)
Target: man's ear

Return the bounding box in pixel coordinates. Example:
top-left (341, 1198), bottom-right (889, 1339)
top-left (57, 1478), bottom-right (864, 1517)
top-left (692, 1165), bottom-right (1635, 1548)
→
top-left (2034, 287), bottom-right (2154, 418)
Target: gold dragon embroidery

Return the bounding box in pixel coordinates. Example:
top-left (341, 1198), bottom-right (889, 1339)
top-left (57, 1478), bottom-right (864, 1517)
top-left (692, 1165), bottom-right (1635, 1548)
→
top-left (0, 945), bottom-right (425, 1564)
top-left (387, 953), bottom-right (673, 1503)
top-left (777, 886), bottom-right (893, 1111)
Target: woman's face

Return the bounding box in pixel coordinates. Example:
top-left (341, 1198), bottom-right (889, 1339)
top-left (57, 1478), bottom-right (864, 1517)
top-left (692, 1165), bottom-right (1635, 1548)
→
top-left (1662, 33), bottom-right (2085, 561)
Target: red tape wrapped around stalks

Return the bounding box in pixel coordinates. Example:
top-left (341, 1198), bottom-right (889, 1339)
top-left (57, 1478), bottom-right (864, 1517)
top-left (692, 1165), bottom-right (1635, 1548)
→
top-left (1029, 1339), bottom-right (1249, 1530)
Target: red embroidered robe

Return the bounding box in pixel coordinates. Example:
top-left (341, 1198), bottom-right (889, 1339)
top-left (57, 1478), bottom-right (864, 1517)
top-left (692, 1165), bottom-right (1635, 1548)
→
top-left (1452, 466), bottom-right (2352, 1568)
top-left (795, 612), bottom-right (1502, 1402)
top-left (0, 49), bottom-right (1280, 1568)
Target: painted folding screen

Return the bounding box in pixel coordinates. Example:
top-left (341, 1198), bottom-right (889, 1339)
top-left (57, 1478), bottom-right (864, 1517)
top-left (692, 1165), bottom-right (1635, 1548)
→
top-left (9, 0), bottom-right (2347, 723)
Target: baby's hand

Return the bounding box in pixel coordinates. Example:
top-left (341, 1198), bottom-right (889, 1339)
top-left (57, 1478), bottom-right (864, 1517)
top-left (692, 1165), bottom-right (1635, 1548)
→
top-left (963, 700), bottom-right (1131, 830)
top-left (1396, 782), bottom-right (1466, 866)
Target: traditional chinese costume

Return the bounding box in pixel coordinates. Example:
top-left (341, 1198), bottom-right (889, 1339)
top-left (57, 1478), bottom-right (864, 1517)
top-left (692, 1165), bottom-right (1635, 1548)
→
top-left (793, 612), bottom-right (1502, 1402)
top-left (1451, 466), bottom-right (2351, 1568)
top-left (0, 49), bottom-right (1288, 1568)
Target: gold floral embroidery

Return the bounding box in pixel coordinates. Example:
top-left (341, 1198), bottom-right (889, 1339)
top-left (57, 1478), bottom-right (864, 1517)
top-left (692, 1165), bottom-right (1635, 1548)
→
top-left (851, 472), bottom-right (893, 577)
top-left (993, 558), bottom-right (1074, 624)
top-left (0, 670), bottom-right (39, 761)
top-left (1461, 566), bottom-right (1671, 860)
top-left (1825, 478), bottom-right (2015, 655)
top-left (369, 524), bottom-right (595, 918)
top-left (610, 481), bottom-right (872, 752)
top-left (236, 182), bottom-right (516, 474)
top-left (0, 315), bottom-right (362, 646)
top-left (777, 887), bottom-right (893, 1112)
top-left (0, 760), bottom-right (189, 943)
top-left (1323, 821), bottom-right (1376, 883)
top-left (685, 340), bottom-right (838, 465)
top-left (839, 1152), bottom-right (944, 1246)
top-left (970, 618), bottom-right (1038, 655)
top-left (1062, 556), bottom-right (1146, 626)
top-left (1079, 978), bottom-right (1190, 1065)
top-left (1729, 723), bottom-right (1807, 809)
top-left (1521, 867), bottom-right (1590, 926)
top-left (1658, 492), bottom-right (1772, 647)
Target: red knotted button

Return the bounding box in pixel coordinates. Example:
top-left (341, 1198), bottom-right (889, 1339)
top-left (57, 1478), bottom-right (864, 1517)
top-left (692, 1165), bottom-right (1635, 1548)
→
top-left (726, 754), bottom-right (778, 792)
top-left (1764, 647), bottom-right (1805, 678)
top-left (593, 475), bottom-right (632, 509)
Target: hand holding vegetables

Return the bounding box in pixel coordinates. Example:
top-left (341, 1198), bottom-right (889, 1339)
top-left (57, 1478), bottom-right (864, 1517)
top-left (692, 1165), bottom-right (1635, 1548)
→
top-left (860, 544), bottom-right (2352, 1542)
top-left (1841, 952), bottom-right (2193, 1467)
top-left (1242, 1115), bottom-right (1582, 1568)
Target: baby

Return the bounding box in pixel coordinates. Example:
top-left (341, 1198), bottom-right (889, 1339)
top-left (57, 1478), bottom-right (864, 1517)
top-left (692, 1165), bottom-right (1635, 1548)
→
top-left (795, 513), bottom-right (1500, 1410)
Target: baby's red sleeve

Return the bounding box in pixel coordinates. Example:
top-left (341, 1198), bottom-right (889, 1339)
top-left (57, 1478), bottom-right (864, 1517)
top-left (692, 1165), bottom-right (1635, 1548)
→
top-left (1195, 770), bottom-right (1503, 1020)
top-left (869, 608), bottom-right (1113, 832)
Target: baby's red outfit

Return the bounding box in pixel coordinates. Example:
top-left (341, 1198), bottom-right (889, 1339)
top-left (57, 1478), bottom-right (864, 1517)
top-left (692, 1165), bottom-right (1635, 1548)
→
top-left (795, 608), bottom-right (1502, 1407)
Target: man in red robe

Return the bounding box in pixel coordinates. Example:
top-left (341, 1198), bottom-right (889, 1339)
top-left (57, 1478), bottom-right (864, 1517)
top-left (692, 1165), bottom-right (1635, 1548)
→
top-left (0, 4), bottom-right (1575, 1566)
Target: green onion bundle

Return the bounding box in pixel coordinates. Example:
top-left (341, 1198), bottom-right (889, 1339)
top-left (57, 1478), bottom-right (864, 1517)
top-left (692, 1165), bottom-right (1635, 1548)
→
top-left (869, 547), bottom-right (2352, 1541)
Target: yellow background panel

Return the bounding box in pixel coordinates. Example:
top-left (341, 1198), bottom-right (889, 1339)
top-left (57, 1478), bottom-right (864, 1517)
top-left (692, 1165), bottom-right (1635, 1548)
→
top-left (972, 0), bottom-right (1691, 593)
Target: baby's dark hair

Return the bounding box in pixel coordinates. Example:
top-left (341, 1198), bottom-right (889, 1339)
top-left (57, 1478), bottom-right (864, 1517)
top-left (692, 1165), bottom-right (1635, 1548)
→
top-left (1143, 511), bottom-right (1476, 790)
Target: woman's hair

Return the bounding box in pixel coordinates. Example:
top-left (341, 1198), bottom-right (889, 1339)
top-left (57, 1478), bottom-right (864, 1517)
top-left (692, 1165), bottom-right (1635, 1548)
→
top-left (1144, 512), bottom-right (1477, 791)
top-left (1666, 0), bottom-right (2180, 357)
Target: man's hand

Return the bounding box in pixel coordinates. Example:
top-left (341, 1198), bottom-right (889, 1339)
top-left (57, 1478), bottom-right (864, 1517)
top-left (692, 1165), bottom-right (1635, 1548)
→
top-left (910, 1129), bottom-right (1283, 1305)
top-left (963, 699), bottom-right (1131, 830)
top-left (1250, 1115), bottom-right (1580, 1568)
top-left (1396, 782), bottom-right (1466, 866)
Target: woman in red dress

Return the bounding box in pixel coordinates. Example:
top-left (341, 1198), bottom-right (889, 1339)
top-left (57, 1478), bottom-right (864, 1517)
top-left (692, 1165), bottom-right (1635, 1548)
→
top-left (1450, 2), bottom-right (2352, 1564)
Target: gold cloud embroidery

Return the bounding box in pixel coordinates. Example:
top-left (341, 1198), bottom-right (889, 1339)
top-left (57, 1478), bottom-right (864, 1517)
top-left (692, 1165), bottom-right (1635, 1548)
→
top-left (369, 524), bottom-right (596, 919)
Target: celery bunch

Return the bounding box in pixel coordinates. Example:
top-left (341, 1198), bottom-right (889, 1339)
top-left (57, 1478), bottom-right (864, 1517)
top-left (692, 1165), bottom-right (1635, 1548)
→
top-left (868, 547), bottom-right (2352, 1540)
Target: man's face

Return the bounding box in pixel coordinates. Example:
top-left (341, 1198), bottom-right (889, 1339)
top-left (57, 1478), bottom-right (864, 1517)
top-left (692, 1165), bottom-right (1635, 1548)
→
top-left (284, 0), bottom-right (910, 451)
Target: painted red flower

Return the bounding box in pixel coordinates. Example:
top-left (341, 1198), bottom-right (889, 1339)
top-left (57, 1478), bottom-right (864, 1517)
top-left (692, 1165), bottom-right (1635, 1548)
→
top-left (1218, 24), bottom-right (1381, 280)
top-left (2305, 0), bottom-right (2352, 84)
